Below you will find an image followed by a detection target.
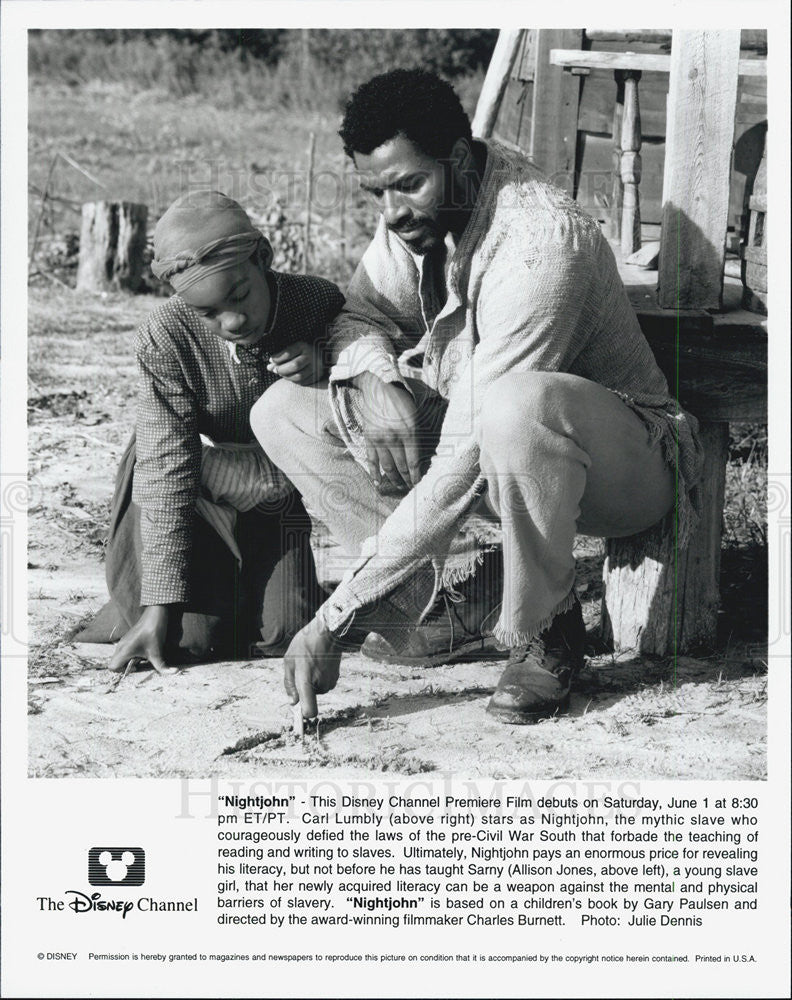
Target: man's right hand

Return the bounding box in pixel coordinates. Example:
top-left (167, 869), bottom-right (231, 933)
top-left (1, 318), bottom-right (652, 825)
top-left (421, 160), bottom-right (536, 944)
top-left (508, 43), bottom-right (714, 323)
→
top-left (353, 371), bottom-right (422, 493)
top-left (283, 615), bottom-right (343, 721)
top-left (108, 605), bottom-right (170, 673)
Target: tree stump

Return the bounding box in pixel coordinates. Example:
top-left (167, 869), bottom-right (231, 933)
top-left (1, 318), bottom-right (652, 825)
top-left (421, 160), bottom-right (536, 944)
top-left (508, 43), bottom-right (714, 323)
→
top-left (76, 201), bottom-right (148, 292)
top-left (601, 421), bottom-right (730, 655)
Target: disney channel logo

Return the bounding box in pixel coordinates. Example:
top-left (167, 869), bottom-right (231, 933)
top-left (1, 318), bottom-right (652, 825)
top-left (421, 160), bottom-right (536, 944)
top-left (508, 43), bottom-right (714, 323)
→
top-left (37, 892), bottom-right (199, 918)
top-left (66, 891), bottom-right (135, 918)
top-left (35, 846), bottom-right (198, 918)
top-left (88, 847), bottom-right (145, 886)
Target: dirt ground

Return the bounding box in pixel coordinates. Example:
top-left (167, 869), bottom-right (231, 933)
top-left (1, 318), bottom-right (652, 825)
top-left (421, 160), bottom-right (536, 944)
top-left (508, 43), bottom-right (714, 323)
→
top-left (27, 287), bottom-right (767, 781)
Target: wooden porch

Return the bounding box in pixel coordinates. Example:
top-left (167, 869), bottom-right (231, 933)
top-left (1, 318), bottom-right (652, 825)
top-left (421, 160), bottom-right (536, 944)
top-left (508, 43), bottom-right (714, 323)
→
top-left (473, 29), bottom-right (768, 657)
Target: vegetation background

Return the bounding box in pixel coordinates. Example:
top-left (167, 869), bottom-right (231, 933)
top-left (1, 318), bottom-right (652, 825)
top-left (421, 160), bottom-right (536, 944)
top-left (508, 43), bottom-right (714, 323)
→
top-left (28, 28), bottom-right (495, 285)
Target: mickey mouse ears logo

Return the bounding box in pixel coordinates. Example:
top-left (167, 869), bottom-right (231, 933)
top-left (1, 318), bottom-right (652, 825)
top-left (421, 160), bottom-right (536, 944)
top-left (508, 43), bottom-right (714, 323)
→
top-left (88, 847), bottom-right (145, 886)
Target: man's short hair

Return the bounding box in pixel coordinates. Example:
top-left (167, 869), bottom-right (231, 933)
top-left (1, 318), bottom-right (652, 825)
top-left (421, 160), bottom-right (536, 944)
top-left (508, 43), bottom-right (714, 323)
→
top-left (339, 68), bottom-right (473, 160)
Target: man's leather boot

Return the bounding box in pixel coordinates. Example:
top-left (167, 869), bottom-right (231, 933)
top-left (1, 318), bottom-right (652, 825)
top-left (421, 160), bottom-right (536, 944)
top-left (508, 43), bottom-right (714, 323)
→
top-left (486, 597), bottom-right (585, 723)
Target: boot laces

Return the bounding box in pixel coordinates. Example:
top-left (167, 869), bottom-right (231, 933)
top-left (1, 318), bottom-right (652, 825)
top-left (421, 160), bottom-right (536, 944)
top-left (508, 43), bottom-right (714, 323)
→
top-left (441, 590), bottom-right (472, 656)
top-left (508, 637), bottom-right (546, 670)
top-left (439, 588), bottom-right (502, 656)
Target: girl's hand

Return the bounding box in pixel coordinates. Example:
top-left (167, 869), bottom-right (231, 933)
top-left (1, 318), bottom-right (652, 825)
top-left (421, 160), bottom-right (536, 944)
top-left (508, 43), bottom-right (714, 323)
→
top-left (108, 605), bottom-right (170, 673)
top-left (267, 340), bottom-right (326, 385)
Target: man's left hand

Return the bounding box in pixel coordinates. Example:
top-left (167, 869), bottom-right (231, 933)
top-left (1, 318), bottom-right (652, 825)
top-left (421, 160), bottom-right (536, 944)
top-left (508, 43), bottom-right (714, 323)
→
top-left (353, 372), bottom-right (422, 493)
top-left (283, 616), bottom-right (343, 720)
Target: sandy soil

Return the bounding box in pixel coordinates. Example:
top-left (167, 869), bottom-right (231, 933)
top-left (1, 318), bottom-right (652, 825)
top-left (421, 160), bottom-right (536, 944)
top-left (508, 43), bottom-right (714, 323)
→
top-left (29, 630), bottom-right (767, 780)
top-left (27, 289), bottom-right (768, 781)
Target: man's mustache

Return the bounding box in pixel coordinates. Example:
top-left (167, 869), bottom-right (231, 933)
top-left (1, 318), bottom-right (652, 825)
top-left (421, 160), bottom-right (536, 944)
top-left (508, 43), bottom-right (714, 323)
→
top-left (387, 217), bottom-right (436, 235)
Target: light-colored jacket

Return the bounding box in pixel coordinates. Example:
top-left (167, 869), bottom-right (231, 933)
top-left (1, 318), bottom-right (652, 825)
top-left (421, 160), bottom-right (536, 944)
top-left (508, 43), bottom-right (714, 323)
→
top-left (319, 140), bottom-right (702, 631)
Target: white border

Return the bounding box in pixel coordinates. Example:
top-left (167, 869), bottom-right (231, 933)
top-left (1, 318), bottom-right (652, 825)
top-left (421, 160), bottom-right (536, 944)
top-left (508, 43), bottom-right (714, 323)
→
top-left (2, 3), bottom-right (790, 998)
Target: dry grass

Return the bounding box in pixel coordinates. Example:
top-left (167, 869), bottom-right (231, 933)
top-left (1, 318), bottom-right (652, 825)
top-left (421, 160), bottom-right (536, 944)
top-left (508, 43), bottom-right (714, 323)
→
top-left (724, 423), bottom-right (767, 548)
top-left (28, 81), bottom-right (379, 288)
top-left (719, 424), bottom-right (768, 645)
top-left (28, 30), bottom-right (492, 114)
top-left (27, 36), bottom-right (485, 291)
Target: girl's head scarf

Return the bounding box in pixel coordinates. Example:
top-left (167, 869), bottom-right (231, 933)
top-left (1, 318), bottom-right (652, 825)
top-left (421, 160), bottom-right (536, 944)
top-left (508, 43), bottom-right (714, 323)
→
top-left (151, 190), bottom-right (273, 293)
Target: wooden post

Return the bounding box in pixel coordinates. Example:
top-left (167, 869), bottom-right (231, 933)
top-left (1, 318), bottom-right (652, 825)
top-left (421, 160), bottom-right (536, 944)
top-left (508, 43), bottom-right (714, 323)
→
top-left (339, 156), bottom-right (348, 276)
top-left (528, 29), bottom-right (584, 196)
top-left (606, 74), bottom-right (625, 241)
top-left (657, 30), bottom-right (741, 309)
top-left (619, 70), bottom-right (642, 257)
top-left (28, 153), bottom-right (59, 273)
top-left (471, 29), bottom-right (524, 139)
top-left (303, 131), bottom-right (316, 274)
top-left (602, 421), bottom-right (730, 655)
top-left (76, 201), bottom-right (148, 293)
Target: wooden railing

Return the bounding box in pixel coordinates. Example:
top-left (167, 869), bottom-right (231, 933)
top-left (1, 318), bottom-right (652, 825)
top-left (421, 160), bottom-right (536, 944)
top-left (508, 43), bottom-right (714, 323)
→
top-left (549, 32), bottom-right (767, 309)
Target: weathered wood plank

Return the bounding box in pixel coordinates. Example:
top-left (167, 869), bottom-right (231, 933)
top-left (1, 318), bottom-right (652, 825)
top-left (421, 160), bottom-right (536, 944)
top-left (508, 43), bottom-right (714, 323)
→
top-left (472, 29), bottom-right (524, 139)
top-left (640, 328), bottom-right (766, 422)
top-left (611, 238), bottom-right (767, 320)
top-left (550, 48), bottom-right (766, 76)
top-left (741, 131), bottom-right (767, 313)
top-left (739, 29), bottom-right (767, 52)
top-left (513, 29), bottom-right (536, 82)
top-left (494, 78), bottom-right (532, 150)
top-left (529, 29), bottom-right (584, 194)
top-left (585, 30), bottom-right (672, 45)
top-left (618, 237), bottom-right (767, 421)
top-left (731, 117), bottom-right (768, 239)
top-left (577, 70), bottom-right (668, 138)
top-left (625, 241), bottom-right (660, 268)
top-left (657, 31), bottom-right (741, 310)
top-left (553, 49), bottom-right (672, 73)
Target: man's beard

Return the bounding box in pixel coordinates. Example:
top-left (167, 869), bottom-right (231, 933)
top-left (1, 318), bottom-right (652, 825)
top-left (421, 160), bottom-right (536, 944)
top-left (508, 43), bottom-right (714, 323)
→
top-left (388, 182), bottom-right (472, 254)
top-left (388, 217), bottom-right (444, 255)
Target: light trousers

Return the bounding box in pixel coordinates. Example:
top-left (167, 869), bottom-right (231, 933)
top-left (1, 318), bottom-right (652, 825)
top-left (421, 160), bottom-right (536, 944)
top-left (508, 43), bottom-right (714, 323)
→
top-left (252, 371), bottom-right (675, 644)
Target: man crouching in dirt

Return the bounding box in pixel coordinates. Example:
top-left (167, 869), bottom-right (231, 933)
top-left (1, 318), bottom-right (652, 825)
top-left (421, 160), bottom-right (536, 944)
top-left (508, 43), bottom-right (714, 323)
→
top-left (251, 68), bottom-right (702, 725)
